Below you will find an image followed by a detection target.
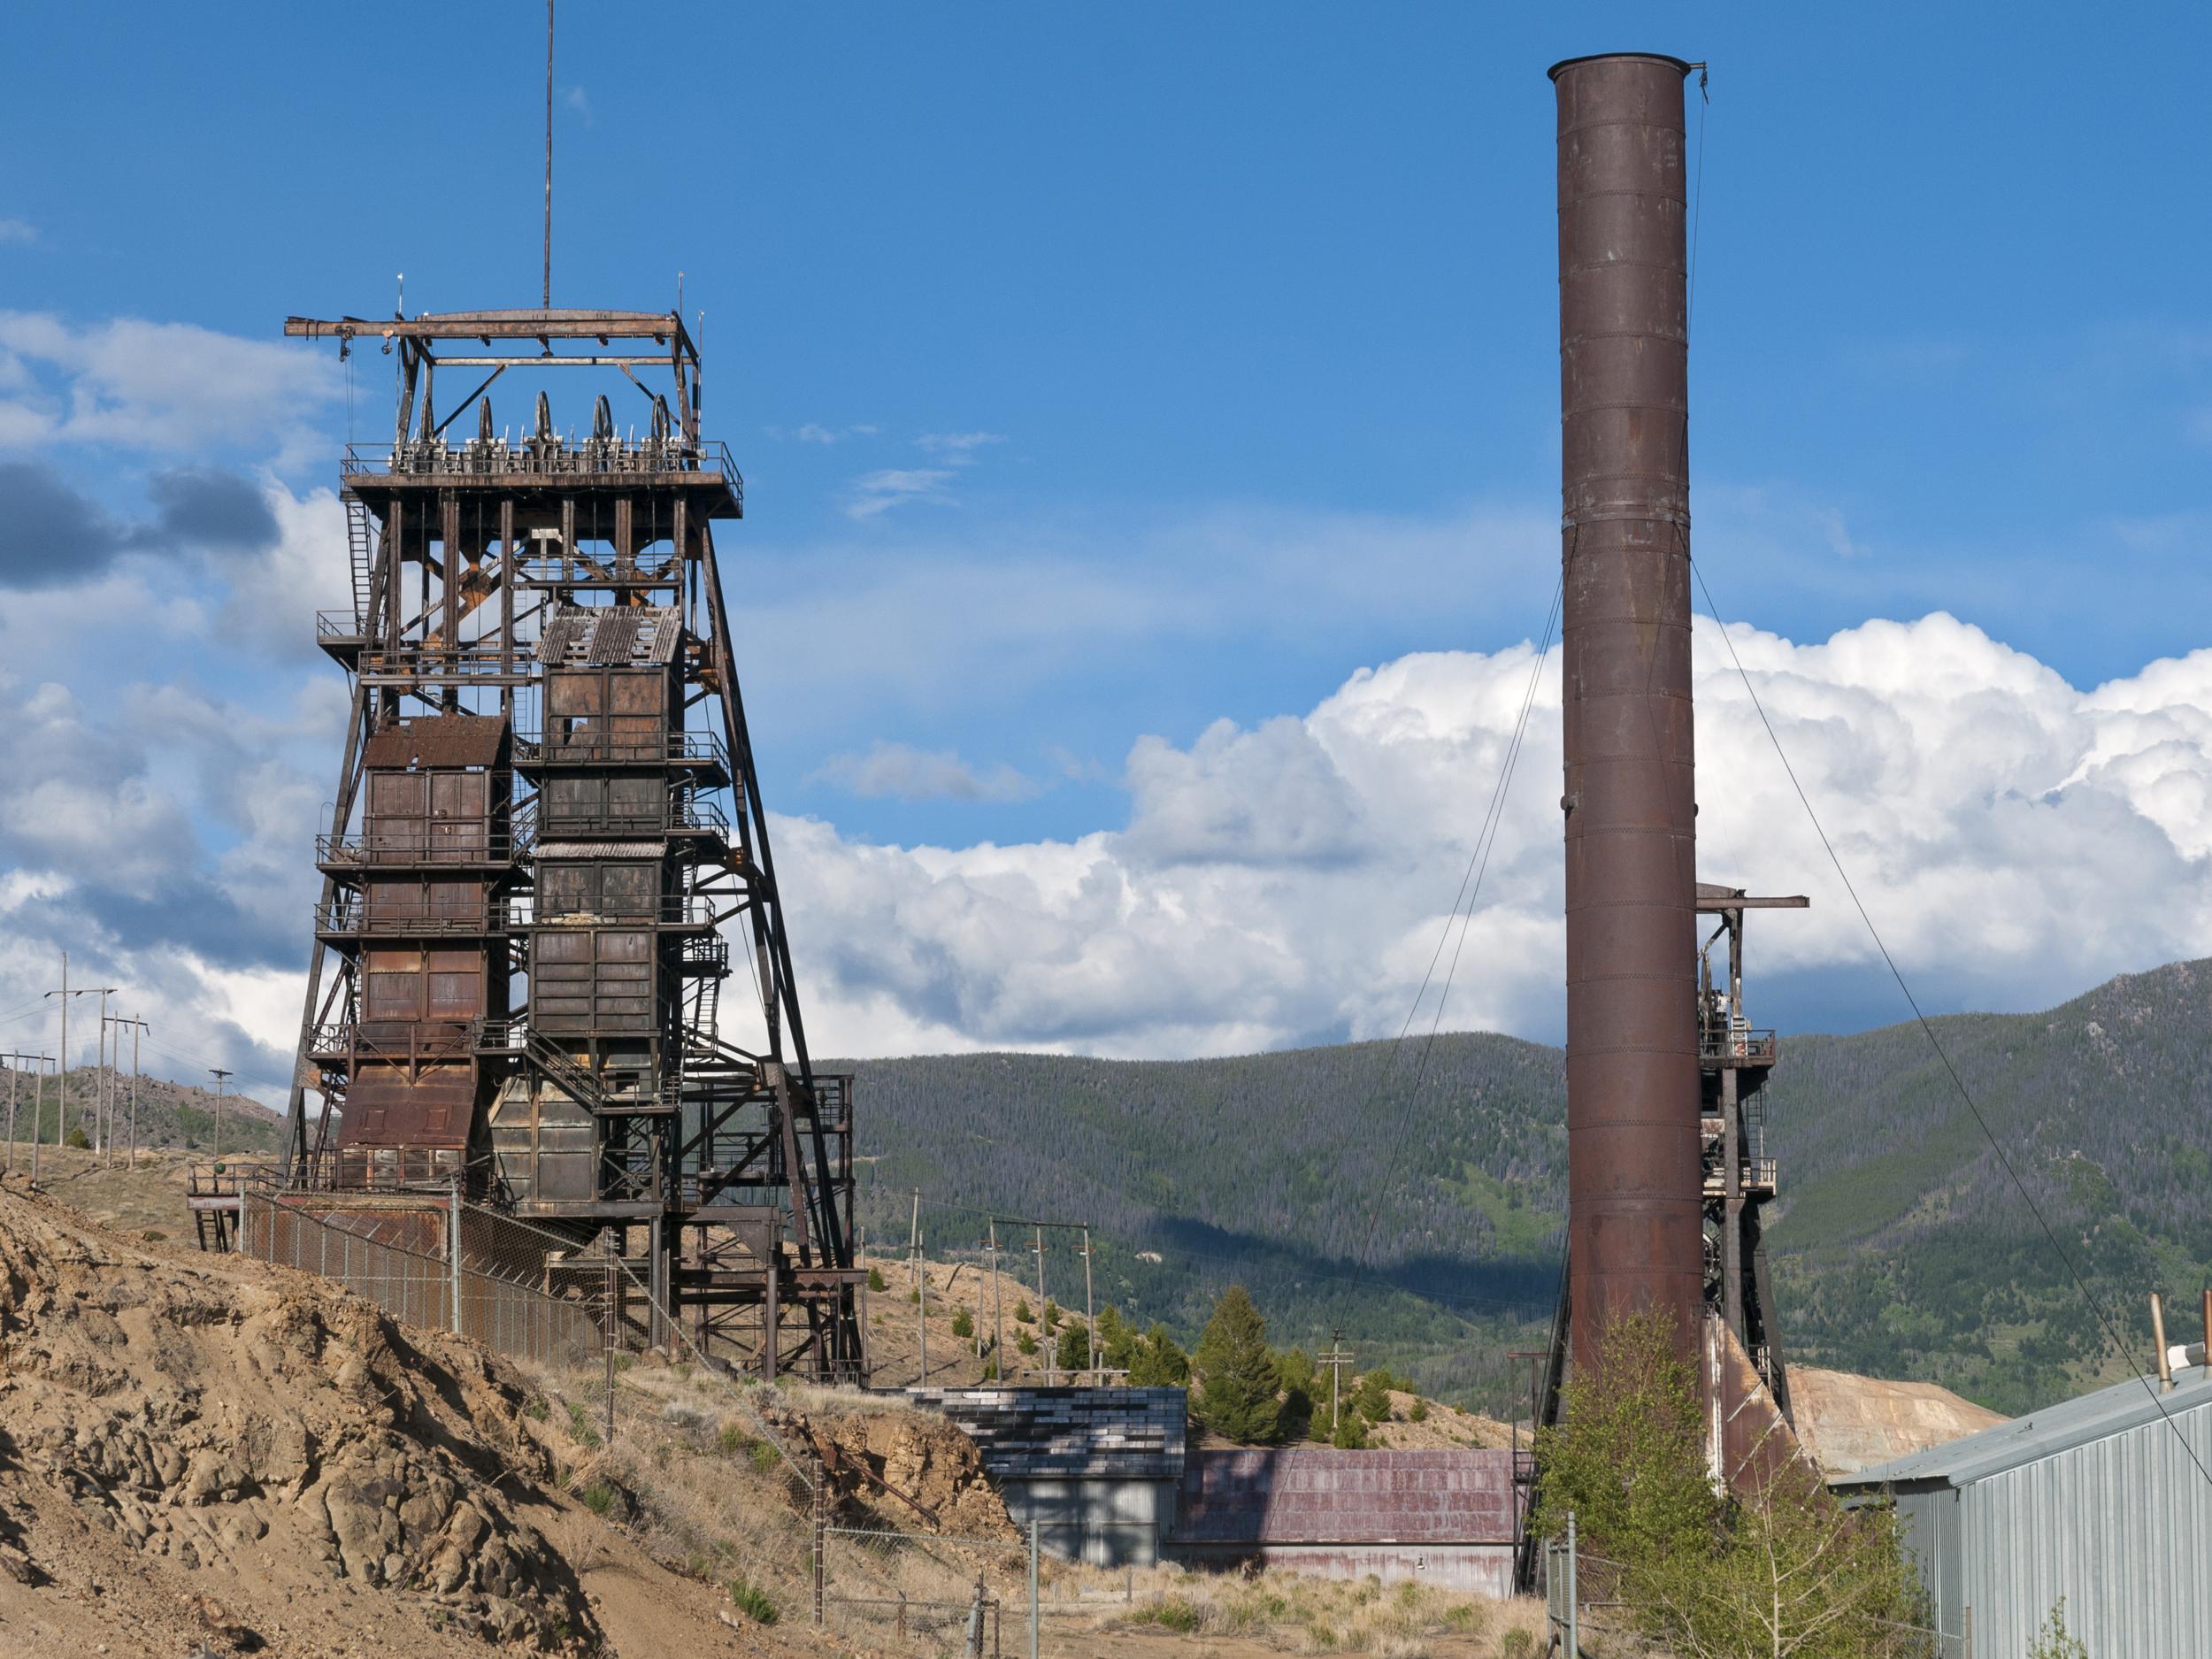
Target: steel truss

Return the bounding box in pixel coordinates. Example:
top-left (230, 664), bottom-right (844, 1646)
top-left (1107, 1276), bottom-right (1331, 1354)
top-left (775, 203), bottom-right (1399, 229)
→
top-left (273, 308), bottom-right (862, 1379)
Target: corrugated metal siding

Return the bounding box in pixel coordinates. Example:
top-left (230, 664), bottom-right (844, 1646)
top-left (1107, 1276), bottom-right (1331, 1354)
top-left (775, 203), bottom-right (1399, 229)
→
top-left (1899, 1394), bottom-right (2212, 1656)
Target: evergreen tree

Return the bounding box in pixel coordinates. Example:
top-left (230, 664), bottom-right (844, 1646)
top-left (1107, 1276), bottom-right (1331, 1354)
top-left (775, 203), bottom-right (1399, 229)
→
top-left (1055, 1318), bottom-right (1091, 1375)
top-left (1351, 1371), bottom-right (1394, 1425)
top-left (1097, 1306), bottom-right (1134, 1369)
top-left (1192, 1286), bottom-right (1282, 1444)
top-left (1126, 1324), bottom-right (1190, 1387)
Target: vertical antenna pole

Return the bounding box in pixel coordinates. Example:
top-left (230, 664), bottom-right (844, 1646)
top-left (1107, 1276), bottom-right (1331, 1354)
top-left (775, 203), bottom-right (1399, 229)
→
top-left (543, 0), bottom-right (555, 310)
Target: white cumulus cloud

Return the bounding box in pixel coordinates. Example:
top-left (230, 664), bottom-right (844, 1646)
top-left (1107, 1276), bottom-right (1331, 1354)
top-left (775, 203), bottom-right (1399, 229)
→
top-left (772, 614), bottom-right (2212, 1060)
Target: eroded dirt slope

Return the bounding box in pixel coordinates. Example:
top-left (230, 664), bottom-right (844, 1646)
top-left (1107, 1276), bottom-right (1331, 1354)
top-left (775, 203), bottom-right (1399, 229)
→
top-left (0, 1174), bottom-right (806, 1658)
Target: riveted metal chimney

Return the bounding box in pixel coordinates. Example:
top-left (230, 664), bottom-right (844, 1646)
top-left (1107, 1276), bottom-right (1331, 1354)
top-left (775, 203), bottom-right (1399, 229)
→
top-left (1551, 51), bottom-right (1703, 1369)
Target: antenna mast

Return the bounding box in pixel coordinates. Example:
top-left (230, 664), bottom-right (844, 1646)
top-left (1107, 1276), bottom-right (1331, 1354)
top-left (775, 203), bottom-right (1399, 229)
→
top-left (542, 0), bottom-right (554, 310)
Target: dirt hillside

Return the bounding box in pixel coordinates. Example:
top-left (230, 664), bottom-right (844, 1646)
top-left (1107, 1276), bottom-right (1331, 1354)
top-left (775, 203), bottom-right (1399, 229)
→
top-left (0, 1171), bottom-right (823, 1658)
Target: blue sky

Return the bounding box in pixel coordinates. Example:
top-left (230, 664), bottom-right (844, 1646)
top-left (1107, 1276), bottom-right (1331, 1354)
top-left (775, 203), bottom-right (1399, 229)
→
top-left (4, 3), bottom-right (2212, 1094)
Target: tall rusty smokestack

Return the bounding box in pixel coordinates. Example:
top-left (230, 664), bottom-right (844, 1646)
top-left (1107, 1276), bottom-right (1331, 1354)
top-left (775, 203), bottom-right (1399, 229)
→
top-left (1551, 52), bottom-right (1703, 1370)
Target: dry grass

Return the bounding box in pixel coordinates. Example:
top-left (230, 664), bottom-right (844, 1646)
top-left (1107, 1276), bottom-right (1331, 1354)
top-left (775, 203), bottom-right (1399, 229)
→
top-left (518, 1358), bottom-right (1547, 1655)
top-left (1101, 1568), bottom-right (1548, 1655)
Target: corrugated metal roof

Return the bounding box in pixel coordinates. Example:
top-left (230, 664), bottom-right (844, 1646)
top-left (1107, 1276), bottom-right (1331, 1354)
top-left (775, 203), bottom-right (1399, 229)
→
top-left (537, 604), bottom-right (681, 666)
top-left (364, 713), bottom-right (508, 769)
top-left (1833, 1365), bottom-right (2212, 1489)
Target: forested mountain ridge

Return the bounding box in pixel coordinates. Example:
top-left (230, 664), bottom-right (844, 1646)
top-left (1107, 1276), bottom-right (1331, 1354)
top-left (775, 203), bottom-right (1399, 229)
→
top-left (841, 956), bottom-right (2212, 1417)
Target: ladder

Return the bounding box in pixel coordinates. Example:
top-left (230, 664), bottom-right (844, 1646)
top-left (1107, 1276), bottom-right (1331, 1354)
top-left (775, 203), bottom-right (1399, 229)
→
top-left (344, 495), bottom-right (374, 629)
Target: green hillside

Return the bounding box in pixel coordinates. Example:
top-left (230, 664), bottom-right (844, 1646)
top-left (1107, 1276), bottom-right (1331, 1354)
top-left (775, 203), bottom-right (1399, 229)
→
top-left (841, 958), bottom-right (2212, 1417)
top-left (0, 1065), bottom-right (283, 1158)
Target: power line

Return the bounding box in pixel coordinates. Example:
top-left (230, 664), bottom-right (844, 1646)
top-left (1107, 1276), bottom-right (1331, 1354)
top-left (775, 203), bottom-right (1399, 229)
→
top-left (866, 1186), bottom-right (1555, 1322)
top-left (1690, 556), bottom-right (2212, 1494)
top-left (1405, 578), bottom-right (1562, 1102)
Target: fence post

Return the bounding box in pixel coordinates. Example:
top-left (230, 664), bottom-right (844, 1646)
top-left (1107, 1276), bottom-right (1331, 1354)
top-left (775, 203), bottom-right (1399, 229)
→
top-left (1028, 1517), bottom-right (1041, 1659)
top-left (603, 1248), bottom-right (618, 1448)
top-left (810, 1460), bottom-right (826, 1627)
top-left (1565, 1509), bottom-right (1578, 1659)
top-left (1962, 1605), bottom-right (1972, 1659)
top-left (449, 1179), bottom-right (464, 1337)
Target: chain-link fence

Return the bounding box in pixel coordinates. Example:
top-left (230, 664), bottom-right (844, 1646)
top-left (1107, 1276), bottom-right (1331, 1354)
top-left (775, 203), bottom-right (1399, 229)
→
top-left (241, 1189), bottom-right (600, 1368)
top-left (238, 1187), bottom-right (816, 1488)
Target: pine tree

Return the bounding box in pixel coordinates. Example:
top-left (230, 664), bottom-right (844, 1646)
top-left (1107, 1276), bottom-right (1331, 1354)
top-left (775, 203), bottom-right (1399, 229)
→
top-left (1097, 1306), bottom-right (1134, 1369)
top-left (1126, 1324), bottom-right (1190, 1386)
top-left (1191, 1286), bottom-right (1281, 1444)
top-left (1055, 1318), bottom-right (1091, 1375)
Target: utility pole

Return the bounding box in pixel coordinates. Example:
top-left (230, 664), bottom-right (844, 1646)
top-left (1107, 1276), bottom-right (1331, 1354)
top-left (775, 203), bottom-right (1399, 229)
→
top-left (1034, 1226), bottom-right (1049, 1386)
top-left (1081, 1227), bottom-right (1096, 1383)
top-left (211, 1069), bottom-right (234, 1162)
top-left (1321, 1333), bottom-right (1354, 1432)
top-left (43, 970), bottom-right (112, 1153)
top-left (99, 1010), bottom-right (120, 1164)
top-left (88, 986), bottom-right (116, 1155)
top-left (989, 1217), bottom-right (1005, 1378)
top-left (30, 1057), bottom-right (46, 1186)
top-left (52, 950), bottom-right (64, 1146)
top-left (909, 1189), bottom-right (926, 1386)
top-left (111, 1020), bottom-right (149, 1169)
top-left (976, 1225), bottom-right (991, 1363)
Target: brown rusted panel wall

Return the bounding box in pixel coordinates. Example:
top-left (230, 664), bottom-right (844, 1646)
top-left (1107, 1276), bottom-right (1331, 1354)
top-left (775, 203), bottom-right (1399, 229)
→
top-left (1552, 52), bottom-right (1704, 1367)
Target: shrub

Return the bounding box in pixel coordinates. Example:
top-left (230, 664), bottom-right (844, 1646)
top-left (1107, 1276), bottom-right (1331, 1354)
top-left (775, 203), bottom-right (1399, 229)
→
top-left (952, 1309), bottom-right (974, 1339)
top-left (565, 1402), bottom-right (602, 1449)
top-left (1013, 1299), bottom-right (1035, 1324)
top-left (64, 1127), bottom-right (89, 1150)
top-left (1133, 1596), bottom-right (1202, 1632)
top-left (749, 1441), bottom-right (781, 1477)
top-left (726, 1578), bottom-right (779, 1624)
top-left (525, 1397), bottom-right (551, 1423)
top-left (1017, 1330), bottom-right (1038, 1356)
top-left (1330, 1411), bottom-right (1371, 1449)
top-left (867, 1266), bottom-right (887, 1292)
top-left (1408, 1398), bottom-right (1429, 1423)
top-left (580, 1483), bottom-right (616, 1517)
top-left (2029, 1600), bottom-right (2090, 1659)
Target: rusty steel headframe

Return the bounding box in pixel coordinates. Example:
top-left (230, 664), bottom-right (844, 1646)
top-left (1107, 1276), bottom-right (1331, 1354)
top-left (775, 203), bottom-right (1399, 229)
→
top-left (1552, 52), bottom-right (1703, 1369)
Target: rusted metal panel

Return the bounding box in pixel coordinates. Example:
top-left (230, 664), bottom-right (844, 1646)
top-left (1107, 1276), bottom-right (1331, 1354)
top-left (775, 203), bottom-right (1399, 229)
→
top-left (341, 1061), bottom-right (476, 1149)
top-left (362, 711), bottom-right (508, 769)
top-left (1710, 1315), bottom-right (1803, 1493)
top-left (1175, 1448), bottom-right (1518, 1547)
top-left (1551, 51), bottom-right (1705, 1368)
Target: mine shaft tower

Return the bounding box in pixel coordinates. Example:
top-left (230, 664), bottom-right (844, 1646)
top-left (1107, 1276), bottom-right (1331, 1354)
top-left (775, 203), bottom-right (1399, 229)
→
top-left (278, 306), bottom-right (863, 1379)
